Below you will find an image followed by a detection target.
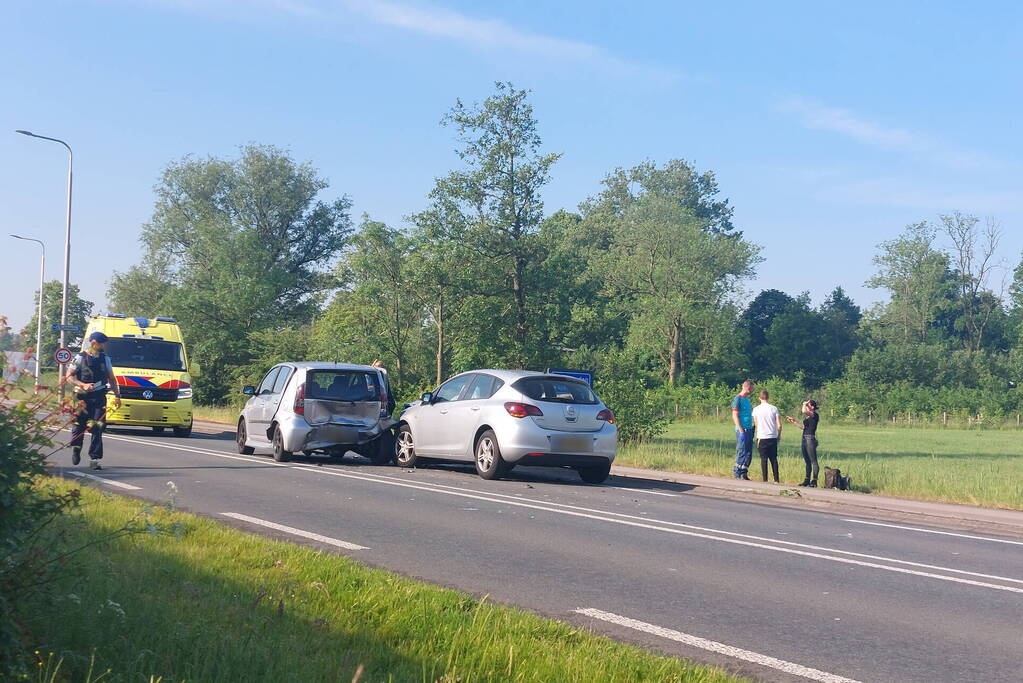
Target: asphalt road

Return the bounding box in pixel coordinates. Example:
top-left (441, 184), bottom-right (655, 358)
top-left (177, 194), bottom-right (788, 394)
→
top-left (49, 426), bottom-right (1023, 683)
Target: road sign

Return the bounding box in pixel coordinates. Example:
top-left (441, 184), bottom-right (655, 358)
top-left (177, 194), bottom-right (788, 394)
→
top-left (51, 324), bottom-right (82, 332)
top-left (546, 368), bottom-right (594, 385)
top-left (54, 347), bottom-right (74, 364)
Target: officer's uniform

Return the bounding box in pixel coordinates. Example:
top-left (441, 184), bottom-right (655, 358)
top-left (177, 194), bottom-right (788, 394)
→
top-left (69, 350), bottom-right (114, 461)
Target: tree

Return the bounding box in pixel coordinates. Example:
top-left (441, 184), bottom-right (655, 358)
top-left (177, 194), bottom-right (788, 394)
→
top-left (427, 82), bottom-right (561, 368)
top-left (741, 289), bottom-right (795, 376)
top-left (582, 159), bottom-right (736, 234)
top-left (24, 281), bottom-right (93, 362)
top-left (109, 145), bottom-right (352, 403)
top-left (591, 192), bottom-right (759, 385)
top-left (818, 286), bottom-right (861, 378)
top-left (866, 222), bottom-right (954, 344)
top-left (940, 212), bottom-right (1004, 353)
top-left (760, 294), bottom-right (829, 385)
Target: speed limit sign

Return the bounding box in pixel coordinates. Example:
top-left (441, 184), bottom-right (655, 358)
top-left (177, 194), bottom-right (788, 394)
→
top-left (54, 347), bottom-right (74, 365)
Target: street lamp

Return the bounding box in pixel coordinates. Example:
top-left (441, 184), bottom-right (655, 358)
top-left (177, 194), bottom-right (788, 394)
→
top-left (16, 130), bottom-right (73, 401)
top-left (10, 234), bottom-right (45, 391)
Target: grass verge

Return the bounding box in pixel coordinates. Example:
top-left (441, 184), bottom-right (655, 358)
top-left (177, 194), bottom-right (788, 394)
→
top-left (23, 477), bottom-right (742, 682)
top-left (191, 404), bottom-right (237, 424)
top-left (618, 421), bottom-right (1023, 510)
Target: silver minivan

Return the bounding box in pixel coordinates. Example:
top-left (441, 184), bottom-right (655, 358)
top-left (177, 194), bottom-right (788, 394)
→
top-left (236, 362), bottom-right (396, 463)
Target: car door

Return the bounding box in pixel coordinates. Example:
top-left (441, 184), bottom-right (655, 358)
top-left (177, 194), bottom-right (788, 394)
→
top-left (245, 366), bottom-right (280, 444)
top-left (414, 373), bottom-right (474, 456)
top-left (449, 373), bottom-right (503, 457)
top-left (262, 365), bottom-right (294, 425)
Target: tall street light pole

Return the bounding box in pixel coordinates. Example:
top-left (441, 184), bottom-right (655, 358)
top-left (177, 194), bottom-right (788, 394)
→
top-left (16, 130), bottom-right (73, 401)
top-left (10, 235), bottom-right (45, 391)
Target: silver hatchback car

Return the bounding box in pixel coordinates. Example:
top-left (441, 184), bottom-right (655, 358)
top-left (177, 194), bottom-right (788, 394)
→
top-left (236, 362), bottom-right (396, 463)
top-left (395, 370), bottom-right (617, 483)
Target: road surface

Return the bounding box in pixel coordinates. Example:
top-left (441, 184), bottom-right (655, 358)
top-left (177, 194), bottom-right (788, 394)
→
top-left (49, 426), bottom-right (1023, 683)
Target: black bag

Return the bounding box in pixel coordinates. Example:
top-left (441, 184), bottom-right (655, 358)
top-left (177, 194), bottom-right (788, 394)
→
top-left (824, 466), bottom-right (851, 491)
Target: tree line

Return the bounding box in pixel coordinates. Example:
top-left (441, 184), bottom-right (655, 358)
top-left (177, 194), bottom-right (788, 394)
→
top-left (9, 83), bottom-right (1021, 438)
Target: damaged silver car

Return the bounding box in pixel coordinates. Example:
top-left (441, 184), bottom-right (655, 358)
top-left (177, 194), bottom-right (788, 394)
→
top-left (236, 362), bottom-right (396, 463)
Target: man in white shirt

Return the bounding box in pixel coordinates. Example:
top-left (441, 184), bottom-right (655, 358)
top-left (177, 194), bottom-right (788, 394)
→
top-left (752, 390), bottom-right (782, 482)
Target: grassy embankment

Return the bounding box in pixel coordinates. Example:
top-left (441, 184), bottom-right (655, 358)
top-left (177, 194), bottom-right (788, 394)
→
top-left (617, 421), bottom-right (1023, 510)
top-left (24, 478), bottom-right (740, 682)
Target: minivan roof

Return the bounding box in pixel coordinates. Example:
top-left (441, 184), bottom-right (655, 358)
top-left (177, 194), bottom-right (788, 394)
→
top-left (284, 362), bottom-right (383, 372)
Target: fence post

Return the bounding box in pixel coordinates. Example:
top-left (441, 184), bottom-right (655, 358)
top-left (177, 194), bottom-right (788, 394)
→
top-left (1017, 413), bottom-right (1020, 426)
top-left (716, 406), bottom-right (720, 419)
top-left (943, 412), bottom-right (947, 426)
top-left (868, 411), bottom-right (872, 423)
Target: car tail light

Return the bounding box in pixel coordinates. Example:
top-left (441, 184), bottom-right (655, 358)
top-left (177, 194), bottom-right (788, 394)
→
top-left (504, 402), bottom-right (543, 418)
top-left (379, 377), bottom-right (389, 417)
top-left (596, 408), bottom-right (615, 424)
top-left (294, 382), bottom-right (306, 415)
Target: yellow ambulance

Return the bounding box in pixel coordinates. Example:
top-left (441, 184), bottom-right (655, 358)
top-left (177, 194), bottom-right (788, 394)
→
top-left (81, 315), bottom-right (197, 437)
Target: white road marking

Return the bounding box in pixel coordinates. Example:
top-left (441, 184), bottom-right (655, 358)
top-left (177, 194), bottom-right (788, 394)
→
top-left (609, 485), bottom-right (678, 497)
top-left (221, 512), bottom-right (368, 550)
top-left (69, 471), bottom-right (142, 490)
top-left (575, 608), bottom-right (860, 683)
top-left (843, 518), bottom-right (1023, 546)
top-left (97, 433), bottom-right (1023, 592)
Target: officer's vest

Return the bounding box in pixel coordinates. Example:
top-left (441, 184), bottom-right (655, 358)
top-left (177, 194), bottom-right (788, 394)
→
top-left (75, 352), bottom-right (110, 393)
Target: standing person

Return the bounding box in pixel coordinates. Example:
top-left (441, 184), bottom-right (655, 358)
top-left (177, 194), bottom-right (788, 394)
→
top-left (787, 400), bottom-right (820, 487)
top-left (731, 380), bottom-right (755, 480)
top-left (68, 332), bottom-right (121, 470)
top-left (752, 390), bottom-right (782, 483)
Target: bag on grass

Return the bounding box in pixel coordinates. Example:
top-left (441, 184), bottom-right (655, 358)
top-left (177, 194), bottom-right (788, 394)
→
top-left (824, 467), bottom-right (851, 491)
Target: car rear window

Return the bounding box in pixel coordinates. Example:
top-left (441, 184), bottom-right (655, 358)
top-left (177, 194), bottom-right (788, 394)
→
top-left (513, 376), bottom-right (598, 405)
top-left (306, 370), bottom-right (379, 402)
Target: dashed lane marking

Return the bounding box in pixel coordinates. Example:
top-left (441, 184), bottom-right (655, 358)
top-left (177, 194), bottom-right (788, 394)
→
top-left (221, 512), bottom-right (369, 550)
top-left (575, 608), bottom-right (860, 683)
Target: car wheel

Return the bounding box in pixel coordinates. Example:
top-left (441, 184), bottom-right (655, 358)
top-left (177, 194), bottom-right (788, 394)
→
top-left (366, 430), bottom-right (396, 465)
top-left (474, 429), bottom-right (508, 480)
top-left (578, 463), bottom-right (611, 484)
top-left (236, 418), bottom-right (255, 455)
top-left (272, 426), bottom-right (292, 462)
top-left (152, 426), bottom-right (166, 434)
top-left (173, 423), bottom-right (192, 438)
top-left (394, 425), bottom-right (417, 468)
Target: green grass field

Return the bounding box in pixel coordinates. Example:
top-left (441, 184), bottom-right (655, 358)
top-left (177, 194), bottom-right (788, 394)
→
top-left (617, 421), bottom-right (1023, 510)
top-left (23, 478), bottom-right (740, 683)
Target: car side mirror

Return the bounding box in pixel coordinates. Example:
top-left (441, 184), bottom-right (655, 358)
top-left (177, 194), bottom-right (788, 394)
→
top-left (189, 363), bottom-right (202, 377)
top-left (420, 392), bottom-right (433, 404)
top-left (242, 385), bottom-right (256, 396)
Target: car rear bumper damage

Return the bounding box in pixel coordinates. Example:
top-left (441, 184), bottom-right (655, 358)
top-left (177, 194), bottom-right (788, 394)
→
top-left (283, 418), bottom-right (396, 452)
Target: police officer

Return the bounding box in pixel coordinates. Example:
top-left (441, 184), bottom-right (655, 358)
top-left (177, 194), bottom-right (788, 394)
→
top-left (68, 331), bottom-right (122, 469)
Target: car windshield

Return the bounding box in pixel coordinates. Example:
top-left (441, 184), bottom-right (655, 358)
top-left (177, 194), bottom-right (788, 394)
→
top-left (105, 338), bottom-right (185, 371)
top-left (513, 376), bottom-right (598, 405)
top-left (306, 370), bottom-right (379, 402)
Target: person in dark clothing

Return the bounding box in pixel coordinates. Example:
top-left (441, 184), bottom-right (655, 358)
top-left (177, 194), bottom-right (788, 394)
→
top-left (786, 399), bottom-right (820, 486)
top-left (68, 332), bottom-right (122, 469)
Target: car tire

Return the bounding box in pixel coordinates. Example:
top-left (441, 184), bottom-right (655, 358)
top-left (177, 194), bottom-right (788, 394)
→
top-left (394, 424), bottom-right (418, 468)
top-left (236, 418), bottom-right (255, 455)
top-left (366, 430), bottom-right (396, 465)
top-left (474, 429), bottom-right (508, 480)
top-left (152, 426), bottom-right (166, 434)
top-left (173, 423), bottom-right (192, 438)
top-left (272, 426), bottom-right (292, 463)
top-left (578, 463), bottom-right (611, 485)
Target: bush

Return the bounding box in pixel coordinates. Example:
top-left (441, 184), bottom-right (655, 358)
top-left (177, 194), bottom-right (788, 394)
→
top-left (0, 384), bottom-right (79, 677)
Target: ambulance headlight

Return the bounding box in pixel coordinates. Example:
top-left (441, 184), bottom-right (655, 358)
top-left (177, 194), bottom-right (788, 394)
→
top-left (177, 387), bottom-right (193, 400)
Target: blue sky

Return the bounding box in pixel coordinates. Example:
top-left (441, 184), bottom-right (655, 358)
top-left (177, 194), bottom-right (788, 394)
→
top-left (3, 0), bottom-right (1021, 334)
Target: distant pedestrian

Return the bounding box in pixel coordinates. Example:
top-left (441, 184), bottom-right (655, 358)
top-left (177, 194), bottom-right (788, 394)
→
top-left (68, 332), bottom-right (122, 470)
top-left (787, 400), bottom-right (820, 487)
top-left (731, 380), bottom-right (755, 480)
top-left (752, 390), bottom-right (782, 483)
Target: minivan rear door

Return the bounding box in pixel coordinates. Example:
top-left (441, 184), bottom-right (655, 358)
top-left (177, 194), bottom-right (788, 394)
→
top-left (302, 369), bottom-right (383, 428)
top-left (512, 376), bottom-right (606, 433)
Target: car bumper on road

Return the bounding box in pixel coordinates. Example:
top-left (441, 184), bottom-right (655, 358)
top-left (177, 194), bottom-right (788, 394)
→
top-left (105, 398), bottom-right (192, 428)
top-left (283, 417), bottom-right (396, 452)
top-left (497, 423), bottom-right (616, 465)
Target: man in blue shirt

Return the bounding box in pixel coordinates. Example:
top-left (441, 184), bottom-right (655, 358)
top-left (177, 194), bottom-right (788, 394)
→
top-left (731, 380), bottom-right (755, 480)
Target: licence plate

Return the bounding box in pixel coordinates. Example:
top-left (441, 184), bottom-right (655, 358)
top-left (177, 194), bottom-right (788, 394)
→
top-left (550, 434), bottom-right (593, 453)
top-left (128, 405), bottom-right (162, 421)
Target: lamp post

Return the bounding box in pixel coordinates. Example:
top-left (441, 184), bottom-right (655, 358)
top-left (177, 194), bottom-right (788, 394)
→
top-left (10, 235), bottom-right (45, 391)
top-left (16, 130), bottom-right (73, 401)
